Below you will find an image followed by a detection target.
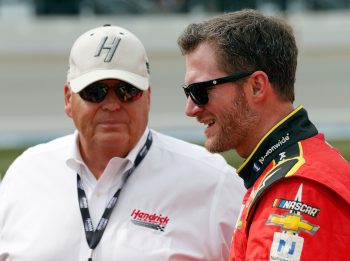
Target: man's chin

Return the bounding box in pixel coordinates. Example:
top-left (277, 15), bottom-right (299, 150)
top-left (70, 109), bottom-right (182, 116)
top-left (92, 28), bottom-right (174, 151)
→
top-left (204, 137), bottom-right (227, 153)
top-left (96, 133), bottom-right (127, 145)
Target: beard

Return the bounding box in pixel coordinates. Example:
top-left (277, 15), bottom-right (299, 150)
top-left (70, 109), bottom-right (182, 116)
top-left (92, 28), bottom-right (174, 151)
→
top-left (205, 90), bottom-right (257, 153)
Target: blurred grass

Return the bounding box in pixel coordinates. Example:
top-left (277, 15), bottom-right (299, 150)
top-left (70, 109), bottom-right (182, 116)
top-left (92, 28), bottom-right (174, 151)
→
top-left (0, 147), bottom-right (26, 178)
top-left (0, 139), bottom-right (349, 178)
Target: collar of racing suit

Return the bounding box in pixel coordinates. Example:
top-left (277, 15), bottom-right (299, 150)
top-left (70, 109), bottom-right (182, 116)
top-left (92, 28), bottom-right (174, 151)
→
top-left (237, 106), bottom-right (318, 189)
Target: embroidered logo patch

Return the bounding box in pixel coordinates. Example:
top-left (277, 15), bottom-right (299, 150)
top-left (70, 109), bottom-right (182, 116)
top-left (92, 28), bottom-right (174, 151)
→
top-left (272, 198), bottom-right (320, 217)
top-left (130, 209), bottom-right (170, 232)
top-left (266, 213), bottom-right (319, 234)
top-left (270, 232), bottom-right (304, 260)
top-left (259, 133), bottom-right (290, 165)
top-left (267, 184), bottom-right (321, 259)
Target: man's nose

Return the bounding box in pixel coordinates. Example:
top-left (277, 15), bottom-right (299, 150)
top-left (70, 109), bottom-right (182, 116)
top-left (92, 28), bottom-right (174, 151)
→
top-left (101, 88), bottom-right (122, 111)
top-left (185, 96), bottom-right (204, 117)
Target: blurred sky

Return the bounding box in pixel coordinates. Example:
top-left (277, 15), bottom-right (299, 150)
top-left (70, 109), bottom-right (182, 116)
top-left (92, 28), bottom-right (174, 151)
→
top-left (0, 1), bottom-right (350, 147)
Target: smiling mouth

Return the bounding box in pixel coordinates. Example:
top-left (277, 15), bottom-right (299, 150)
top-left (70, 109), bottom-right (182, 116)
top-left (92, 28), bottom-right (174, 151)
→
top-left (207, 119), bottom-right (215, 128)
top-left (199, 119), bottom-right (216, 128)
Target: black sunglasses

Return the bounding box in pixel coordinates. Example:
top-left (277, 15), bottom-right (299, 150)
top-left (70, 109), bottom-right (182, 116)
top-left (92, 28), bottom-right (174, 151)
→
top-left (79, 81), bottom-right (143, 103)
top-left (182, 71), bottom-right (253, 106)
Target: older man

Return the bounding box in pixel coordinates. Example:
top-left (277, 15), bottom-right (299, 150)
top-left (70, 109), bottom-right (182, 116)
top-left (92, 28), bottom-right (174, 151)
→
top-left (0, 24), bottom-right (245, 261)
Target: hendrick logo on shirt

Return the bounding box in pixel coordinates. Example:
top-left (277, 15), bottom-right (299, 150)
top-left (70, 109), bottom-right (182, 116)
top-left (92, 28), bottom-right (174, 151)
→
top-left (130, 209), bottom-right (170, 232)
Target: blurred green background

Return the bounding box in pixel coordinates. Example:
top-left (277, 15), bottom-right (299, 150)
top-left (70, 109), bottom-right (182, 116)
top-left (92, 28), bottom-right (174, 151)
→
top-left (1, 139), bottom-right (349, 178)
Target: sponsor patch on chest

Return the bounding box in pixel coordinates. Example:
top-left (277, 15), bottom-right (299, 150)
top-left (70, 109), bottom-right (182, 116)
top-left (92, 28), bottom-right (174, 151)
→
top-left (270, 232), bottom-right (304, 261)
top-left (130, 209), bottom-right (170, 232)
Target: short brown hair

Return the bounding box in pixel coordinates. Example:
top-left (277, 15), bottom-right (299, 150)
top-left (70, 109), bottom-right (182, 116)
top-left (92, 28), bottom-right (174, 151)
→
top-left (177, 9), bottom-right (298, 102)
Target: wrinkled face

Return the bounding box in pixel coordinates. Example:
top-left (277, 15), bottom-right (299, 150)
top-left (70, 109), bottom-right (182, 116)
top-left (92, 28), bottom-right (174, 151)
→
top-left (64, 79), bottom-right (150, 157)
top-left (184, 42), bottom-right (257, 153)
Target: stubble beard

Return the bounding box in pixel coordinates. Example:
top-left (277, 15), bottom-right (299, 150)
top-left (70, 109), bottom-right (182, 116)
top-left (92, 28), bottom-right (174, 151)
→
top-left (205, 91), bottom-right (257, 153)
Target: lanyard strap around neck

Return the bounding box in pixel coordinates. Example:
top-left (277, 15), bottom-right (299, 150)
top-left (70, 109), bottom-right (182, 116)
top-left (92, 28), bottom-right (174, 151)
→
top-left (77, 131), bottom-right (153, 260)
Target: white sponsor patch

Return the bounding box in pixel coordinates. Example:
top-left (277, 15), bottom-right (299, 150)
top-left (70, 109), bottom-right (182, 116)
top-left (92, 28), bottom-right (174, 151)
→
top-left (270, 232), bottom-right (303, 261)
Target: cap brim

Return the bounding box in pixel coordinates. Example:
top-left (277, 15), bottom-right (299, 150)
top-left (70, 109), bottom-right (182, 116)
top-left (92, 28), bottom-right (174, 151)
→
top-left (69, 70), bottom-right (149, 93)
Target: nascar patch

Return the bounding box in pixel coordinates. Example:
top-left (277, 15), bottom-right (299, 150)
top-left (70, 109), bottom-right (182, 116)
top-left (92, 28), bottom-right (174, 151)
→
top-left (272, 198), bottom-right (320, 217)
top-left (270, 232), bottom-right (303, 260)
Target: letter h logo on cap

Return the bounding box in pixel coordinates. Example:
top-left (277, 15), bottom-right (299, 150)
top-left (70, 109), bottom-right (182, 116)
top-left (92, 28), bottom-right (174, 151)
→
top-left (95, 36), bottom-right (121, 62)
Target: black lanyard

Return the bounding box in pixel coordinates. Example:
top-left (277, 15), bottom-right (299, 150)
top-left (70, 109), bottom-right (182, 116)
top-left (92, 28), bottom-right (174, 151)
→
top-left (77, 132), bottom-right (152, 261)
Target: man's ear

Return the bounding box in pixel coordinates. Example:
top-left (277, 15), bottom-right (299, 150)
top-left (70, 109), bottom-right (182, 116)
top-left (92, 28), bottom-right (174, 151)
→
top-left (147, 87), bottom-right (151, 112)
top-left (249, 71), bottom-right (270, 101)
top-left (64, 84), bottom-right (73, 118)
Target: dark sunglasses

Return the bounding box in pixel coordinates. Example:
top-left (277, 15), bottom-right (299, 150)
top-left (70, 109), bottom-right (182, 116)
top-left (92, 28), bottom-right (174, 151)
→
top-left (182, 71), bottom-right (253, 106)
top-left (79, 81), bottom-right (143, 103)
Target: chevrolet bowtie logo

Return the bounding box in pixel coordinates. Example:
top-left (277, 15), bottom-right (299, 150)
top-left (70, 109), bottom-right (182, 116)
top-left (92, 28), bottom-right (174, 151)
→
top-left (266, 213), bottom-right (319, 235)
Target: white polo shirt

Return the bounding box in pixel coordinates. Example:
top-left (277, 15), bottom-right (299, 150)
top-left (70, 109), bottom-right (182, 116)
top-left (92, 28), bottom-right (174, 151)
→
top-left (0, 128), bottom-right (245, 261)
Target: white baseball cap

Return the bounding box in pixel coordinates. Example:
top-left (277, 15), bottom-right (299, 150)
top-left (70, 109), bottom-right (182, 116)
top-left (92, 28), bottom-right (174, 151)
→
top-left (67, 24), bottom-right (150, 93)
